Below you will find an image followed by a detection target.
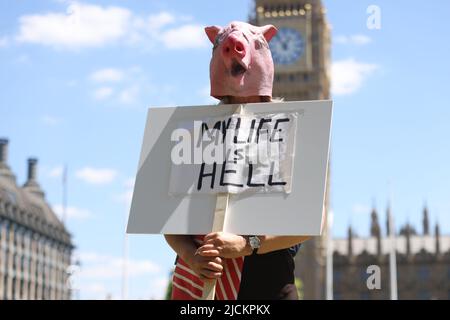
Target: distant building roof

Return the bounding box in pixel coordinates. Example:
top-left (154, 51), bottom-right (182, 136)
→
top-left (0, 139), bottom-right (72, 246)
top-left (333, 235), bottom-right (450, 256)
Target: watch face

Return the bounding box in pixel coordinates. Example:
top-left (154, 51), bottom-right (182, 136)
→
top-left (270, 27), bottom-right (304, 65)
top-left (249, 236), bottom-right (260, 249)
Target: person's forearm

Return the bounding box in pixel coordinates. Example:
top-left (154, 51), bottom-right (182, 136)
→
top-left (164, 234), bottom-right (197, 265)
top-left (256, 235), bottom-right (311, 254)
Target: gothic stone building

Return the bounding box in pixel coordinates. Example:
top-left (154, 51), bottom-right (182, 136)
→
top-left (332, 206), bottom-right (450, 300)
top-left (0, 139), bottom-right (73, 300)
top-left (250, 0), bottom-right (450, 300)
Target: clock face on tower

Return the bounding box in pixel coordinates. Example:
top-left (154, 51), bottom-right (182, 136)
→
top-left (270, 27), bottom-right (304, 65)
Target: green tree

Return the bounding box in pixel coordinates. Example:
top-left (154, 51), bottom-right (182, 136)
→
top-left (295, 277), bottom-right (304, 300)
top-left (164, 270), bottom-right (174, 300)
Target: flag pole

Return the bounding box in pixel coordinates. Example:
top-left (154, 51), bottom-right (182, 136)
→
top-left (388, 207), bottom-right (398, 300)
top-left (62, 164), bottom-right (68, 224)
top-left (122, 195), bottom-right (131, 300)
top-left (122, 233), bottom-right (129, 300)
top-left (388, 180), bottom-right (398, 300)
top-left (326, 209), bottom-right (333, 300)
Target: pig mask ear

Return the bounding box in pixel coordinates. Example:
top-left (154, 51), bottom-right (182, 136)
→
top-left (205, 25), bottom-right (222, 44)
top-left (260, 24), bottom-right (278, 42)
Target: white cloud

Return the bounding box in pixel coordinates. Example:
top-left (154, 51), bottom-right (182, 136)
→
top-left (41, 115), bottom-right (62, 126)
top-left (93, 87), bottom-right (114, 100)
top-left (116, 178), bottom-right (135, 207)
top-left (90, 68), bottom-right (124, 83)
top-left (49, 165), bottom-right (64, 178)
top-left (119, 85), bottom-right (140, 104)
top-left (351, 35), bottom-right (372, 45)
top-left (88, 67), bottom-right (149, 104)
top-left (13, 3), bottom-right (207, 51)
top-left (146, 276), bottom-right (170, 299)
top-left (72, 251), bottom-right (166, 299)
top-left (76, 167), bottom-right (117, 184)
top-left (331, 58), bottom-right (379, 95)
top-left (161, 24), bottom-right (208, 49)
top-left (352, 203), bottom-right (371, 215)
top-left (16, 2), bottom-right (132, 49)
top-left (78, 283), bottom-right (108, 298)
top-left (124, 177), bottom-right (135, 189)
top-left (53, 204), bottom-right (92, 220)
top-left (78, 252), bottom-right (161, 279)
top-left (0, 36), bottom-right (9, 47)
top-left (117, 190), bottom-right (133, 207)
top-left (335, 34), bottom-right (372, 45)
top-left (147, 12), bottom-right (175, 30)
top-left (128, 12), bottom-right (175, 45)
top-left (198, 85), bottom-right (218, 104)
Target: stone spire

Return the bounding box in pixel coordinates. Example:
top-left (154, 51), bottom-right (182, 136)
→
top-left (347, 225), bottom-right (353, 257)
top-left (370, 207), bottom-right (381, 237)
top-left (405, 222), bottom-right (411, 256)
top-left (435, 223), bottom-right (440, 255)
top-left (386, 202), bottom-right (392, 236)
top-left (0, 138), bottom-right (16, 181)
top-left (422, 204), bottom-right (429, 235)
top-left (376, 229), bottom-right (382, 257)
top-left (23, 158), bottom-right (45, 197)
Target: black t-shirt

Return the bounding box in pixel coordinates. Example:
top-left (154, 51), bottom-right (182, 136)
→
top-left (237, 248), bottom-right (298, 300)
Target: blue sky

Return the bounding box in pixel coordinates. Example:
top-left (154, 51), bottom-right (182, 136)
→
top-left (1, 0), bottom-right (449, 299)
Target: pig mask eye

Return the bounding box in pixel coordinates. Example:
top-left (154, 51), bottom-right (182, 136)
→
top-left (212, 38), bottom-right (220, 50)
top-left (254, 35), bottom-right (269, 50)
top-left (242, 33), bottom-right (250, 44)
top-left (212, 31), bottom-right (229, 50)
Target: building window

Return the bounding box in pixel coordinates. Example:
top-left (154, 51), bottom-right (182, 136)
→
top-left (19, 279), bottom-right (24, 299)
top-left (3, 247), bottom-right (8, 273)
top-left (5, 191), bottom-right (17, 205)
top-left (334, 270), bottom-right (342, 283)
top-left (289, 74), bottom-right (296, 82)
top-left (360, 269), bottom-right (367, 281)
top-left (418, 290), bottom-right (430, 300)
top-left (27, 281), bottom-right (33, 300)
top-left (418, 266), bottom-right (429, 281)
top-left (11, 277), bottom-right (16, 299)
top-left (21, 255), bottom-right (25, 272)
top-left (12, 253), bottom-right (16, 269)
top-left (3, 275), bottom-right (7, 299)
top-left (360, 292), bottom-right (370, 300)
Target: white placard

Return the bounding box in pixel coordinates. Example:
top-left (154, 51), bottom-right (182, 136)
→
top-left (127, 100), bottom-right (332, 236)
top-left (168, 112), bottom-right (298, 195)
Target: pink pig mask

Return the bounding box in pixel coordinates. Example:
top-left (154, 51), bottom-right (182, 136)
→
top-left (205, 21), bottom-right (277, 100)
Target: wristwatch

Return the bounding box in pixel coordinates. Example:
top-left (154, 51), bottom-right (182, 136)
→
top-left (248, 236), bottom-right (261, 255)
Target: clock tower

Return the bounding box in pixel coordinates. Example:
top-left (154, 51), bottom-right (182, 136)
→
top-left (251, 0), bottom-right (331, 299)
top-left (251, 0), bottom-right (330, 101)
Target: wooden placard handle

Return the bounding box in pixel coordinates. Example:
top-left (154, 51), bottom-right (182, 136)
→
top-left (202, 105), bottom-right (243, 300)
top-left (201, 192), bottom-right (229, 300)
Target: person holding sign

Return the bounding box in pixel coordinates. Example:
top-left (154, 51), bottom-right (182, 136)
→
top-left (165, 21), bottom-right (311, 300)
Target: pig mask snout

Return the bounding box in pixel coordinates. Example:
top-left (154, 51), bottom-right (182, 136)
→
top-left (221, 35), bottom-right (249, 77)
top-left (222, 35), bottom-right (246, 59)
